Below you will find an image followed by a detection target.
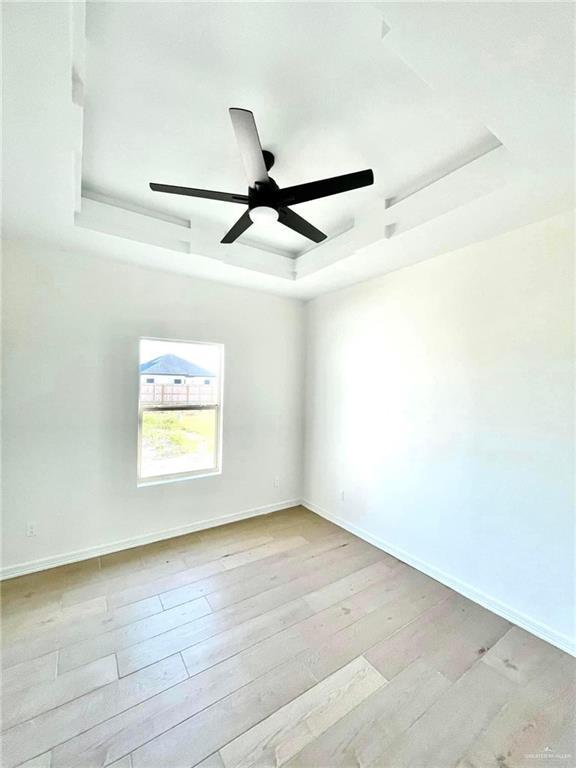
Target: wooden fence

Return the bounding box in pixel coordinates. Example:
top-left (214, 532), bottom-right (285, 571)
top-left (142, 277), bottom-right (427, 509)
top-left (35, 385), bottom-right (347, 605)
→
top-left (140, 383), bottom-right (217, 406)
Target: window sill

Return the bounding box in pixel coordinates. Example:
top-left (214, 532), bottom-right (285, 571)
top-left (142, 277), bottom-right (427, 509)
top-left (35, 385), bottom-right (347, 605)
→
top-left (137, 468), bottom-right (221, 488)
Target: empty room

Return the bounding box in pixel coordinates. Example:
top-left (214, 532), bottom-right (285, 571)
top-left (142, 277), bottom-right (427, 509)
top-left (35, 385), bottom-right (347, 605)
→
top-left (1, 2), bottom-right (574, 767)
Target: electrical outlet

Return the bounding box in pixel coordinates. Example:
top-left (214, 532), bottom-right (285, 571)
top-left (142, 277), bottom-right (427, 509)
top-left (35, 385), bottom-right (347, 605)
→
top-left (340, 490), bottom-right (345, 502)
top-left (26, 521), bottom-right (37, 537)
top-left (273, 476), bottom-right (280, 488)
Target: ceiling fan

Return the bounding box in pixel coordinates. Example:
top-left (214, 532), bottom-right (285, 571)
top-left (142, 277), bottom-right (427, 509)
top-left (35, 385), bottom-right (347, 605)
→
top-left (149, 108), bottom-right (374, 245)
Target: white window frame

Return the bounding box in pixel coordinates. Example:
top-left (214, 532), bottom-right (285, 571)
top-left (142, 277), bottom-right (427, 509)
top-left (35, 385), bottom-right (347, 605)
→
top-left (137, 337), bottom-right (224, 487)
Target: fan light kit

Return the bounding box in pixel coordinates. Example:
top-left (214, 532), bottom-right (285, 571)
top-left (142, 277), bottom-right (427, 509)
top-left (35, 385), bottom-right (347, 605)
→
top-left (249, 206), bottom-right (279, 224)
top-left (150, 108), bottom-right (374, 245)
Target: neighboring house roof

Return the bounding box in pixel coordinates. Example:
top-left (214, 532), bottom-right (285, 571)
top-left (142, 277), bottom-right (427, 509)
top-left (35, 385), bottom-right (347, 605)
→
top-left (140, 354), bottom-right (214, 377)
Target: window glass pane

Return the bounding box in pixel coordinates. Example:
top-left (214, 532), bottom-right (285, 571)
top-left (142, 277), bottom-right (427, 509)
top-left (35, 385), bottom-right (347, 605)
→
top-left (138, 338), bottom-right (222, 482)
top-left (139, 339), bottom-right (220, 407)
top-left (140, 408), bottom-right (217, 479)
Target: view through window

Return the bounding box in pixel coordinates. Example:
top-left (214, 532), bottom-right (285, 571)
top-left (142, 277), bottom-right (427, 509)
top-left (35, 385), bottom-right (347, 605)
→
top-left (138, 338), bottom-right (223, 483)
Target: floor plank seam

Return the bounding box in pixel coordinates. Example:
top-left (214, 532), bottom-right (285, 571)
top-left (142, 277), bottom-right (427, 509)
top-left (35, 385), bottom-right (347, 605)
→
top-left (179, 651), bottom-right (190, 677)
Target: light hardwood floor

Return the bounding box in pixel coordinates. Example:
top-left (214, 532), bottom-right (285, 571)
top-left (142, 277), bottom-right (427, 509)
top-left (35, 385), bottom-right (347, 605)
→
top-left (1, 507), bottom-right (574, 768)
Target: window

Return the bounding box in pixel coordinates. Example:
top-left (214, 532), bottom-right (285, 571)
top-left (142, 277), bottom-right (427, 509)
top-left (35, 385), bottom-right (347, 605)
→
top-left (138, 338), bottom-right (223, 484)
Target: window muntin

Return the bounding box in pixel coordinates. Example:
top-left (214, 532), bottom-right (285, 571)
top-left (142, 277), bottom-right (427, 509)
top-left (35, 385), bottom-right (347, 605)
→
top-left (138, 338), bottom-right (223, 484)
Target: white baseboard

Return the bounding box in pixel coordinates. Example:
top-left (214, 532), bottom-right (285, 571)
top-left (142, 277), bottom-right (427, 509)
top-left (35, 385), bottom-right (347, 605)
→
top-left (303, 499), bottom-right (576, 657)
top-left (0, 499), bottom-right (301, 580)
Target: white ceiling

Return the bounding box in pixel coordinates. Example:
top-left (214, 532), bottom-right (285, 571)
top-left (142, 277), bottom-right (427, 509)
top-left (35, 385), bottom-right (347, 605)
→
top-left (2, 2), bottom-right (574, 299)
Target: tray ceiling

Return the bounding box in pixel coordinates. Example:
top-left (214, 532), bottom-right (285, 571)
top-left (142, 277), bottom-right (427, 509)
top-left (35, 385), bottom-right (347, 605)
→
top-left (2, 2), bottom-right (573, 298)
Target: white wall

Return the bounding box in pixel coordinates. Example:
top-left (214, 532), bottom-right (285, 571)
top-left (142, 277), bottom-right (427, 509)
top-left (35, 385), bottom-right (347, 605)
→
top-left (2, 240), bottom-right (304, 574)
top-left (304, 212), bottom-right (575, 653)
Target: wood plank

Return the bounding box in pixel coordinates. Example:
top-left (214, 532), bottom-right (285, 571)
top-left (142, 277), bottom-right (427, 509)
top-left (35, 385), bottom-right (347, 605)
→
top-left (109, 534), bottom-right (277, 607)
top-left (117, 543), bottom-right (384, 677)
top-left (99, 548), bottom-right (147, 577)
top-left (456, 635), bottom-right (576, 767)
top-left (365, 593), bottom-right (511, 683)
top-left (300, 570), bottom-right (451, 681)
top-left (107, 757), bottom-right (132, 768)
top-left (107, 559), bottom-right (228, 610)
top-left (219, 656), bottom-right (386, 768)
top-left (58, 596), bottom-right (211, 673)
top-left (107, 535), bottom-right (309, 610)
top-left (130, 659), bottom-right (318, 768)
top-left (163, 533), bottom-right (356, 612)
top-left (2, 596), bottom-right (163, 669)
top-left (14, 753), bottom-right (52, 768)
top-left (2, 650), bottom-right (58, 695)
top-left (91, 565), bottom-right (411, 764)
top-left (195, 754), bottom-right (225, 768)
top-left (134, 515), bottom-right (313, 572)
top-left (175, 534), bottom-right (274, 569)
top-left (363, 593), bottom-right (468, 675)
top-left (378, 662), bottom-right (516, 768)
top-left (481, 625), bottom-right (569, 685)
top-left (285, 661), bottom-right (451, 768)
top-left (187, 509), bottom-right (319, 549)
top-left (179, 519), bottom-right (332, 561)
top-left (48, 585), bottom-right (387, 768)
top-left (214, 536), bottom-right (309, 570)
top-left (302, 559), bottom-right (394, 613)
top-left (60, 558), bottom-right (192, 608)
top-left (1, 558), bottom-right (101, 604)
top-left (98, 524), bottom-right (274, 578)
top-left (1, 594), bottom-right (64, 642)
top-left (2, 655), bottom-right (188, 767)
top-left (2, 654), bottom-right (118, 731)
top-left (2, 595), bottom-right (108, 645)
top-left (180, 549), bottom-right (388, 678)
top-left (118, 597), bottom-right (312, 677)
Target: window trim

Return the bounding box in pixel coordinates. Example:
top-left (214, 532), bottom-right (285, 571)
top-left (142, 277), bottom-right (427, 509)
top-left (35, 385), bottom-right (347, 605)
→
top-left (137, 337), bottom-right (224, 487)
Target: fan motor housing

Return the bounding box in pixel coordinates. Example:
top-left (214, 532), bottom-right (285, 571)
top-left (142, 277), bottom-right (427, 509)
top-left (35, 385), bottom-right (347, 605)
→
top-left (249, 178), bottom-right (280, 212)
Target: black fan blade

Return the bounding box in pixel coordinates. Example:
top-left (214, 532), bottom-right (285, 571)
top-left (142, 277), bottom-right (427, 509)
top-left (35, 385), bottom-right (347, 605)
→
top-left (229, 108), bottom-right (269, 186)
top-left (221, 210), bottom-right (253, 243)
top-left (150, 183), bottom-right (248, 204)
top-left (278, 207), bottom-right (327, 243)
top-left (280, 169), bottom-right (374, 206)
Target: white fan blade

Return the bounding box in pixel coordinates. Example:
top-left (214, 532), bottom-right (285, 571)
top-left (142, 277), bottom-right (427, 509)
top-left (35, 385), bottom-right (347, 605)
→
top-left (229, 108), bottom-right (269, 186)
